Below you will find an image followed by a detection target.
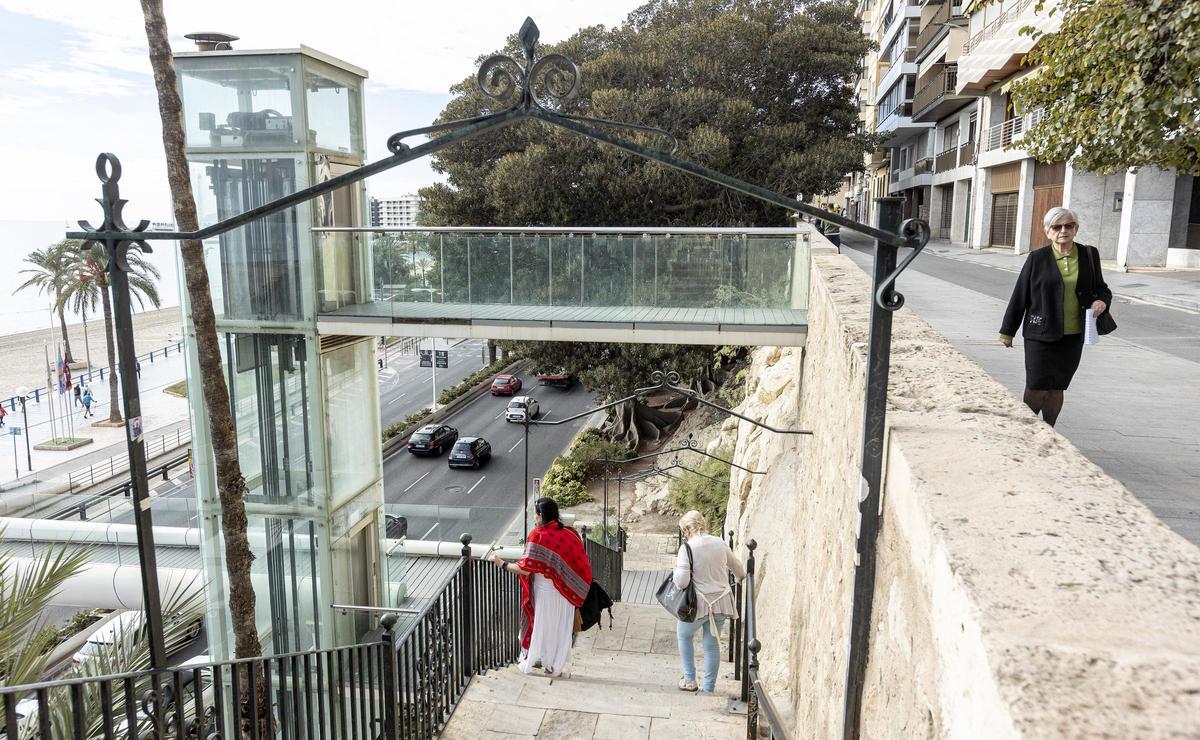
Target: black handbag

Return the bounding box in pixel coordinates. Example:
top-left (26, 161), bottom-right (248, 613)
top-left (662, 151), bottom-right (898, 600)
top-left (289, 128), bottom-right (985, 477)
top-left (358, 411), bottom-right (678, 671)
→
top-left (1087, 246), bottom-right (1117, 335)
top-left (656, 542), bottom-right (697, 622)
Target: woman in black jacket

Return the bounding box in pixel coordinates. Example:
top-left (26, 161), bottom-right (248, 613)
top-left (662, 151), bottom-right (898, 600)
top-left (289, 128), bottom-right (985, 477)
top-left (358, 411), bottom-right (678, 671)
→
top-left (999, 207), bottom-right (1112, 426)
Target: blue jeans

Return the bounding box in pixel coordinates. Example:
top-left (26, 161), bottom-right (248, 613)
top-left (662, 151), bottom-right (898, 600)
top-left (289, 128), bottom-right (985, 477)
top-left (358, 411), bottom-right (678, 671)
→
top-left (677, 616), bottom-right (725, 691)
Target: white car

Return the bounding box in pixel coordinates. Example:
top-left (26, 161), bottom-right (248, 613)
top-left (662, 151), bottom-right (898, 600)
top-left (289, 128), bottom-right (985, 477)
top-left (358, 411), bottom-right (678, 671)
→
top-left (71, 610), bottom-right (202, 664)
top-left (505, 396), bottom-right (540, 422)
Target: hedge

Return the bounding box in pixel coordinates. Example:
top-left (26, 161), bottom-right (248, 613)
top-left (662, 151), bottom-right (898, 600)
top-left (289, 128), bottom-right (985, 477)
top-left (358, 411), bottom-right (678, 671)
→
top-left (539, 428), bottom-right (633, 508)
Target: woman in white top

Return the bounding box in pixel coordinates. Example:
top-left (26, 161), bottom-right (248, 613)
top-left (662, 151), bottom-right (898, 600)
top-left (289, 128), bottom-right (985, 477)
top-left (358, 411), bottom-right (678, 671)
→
top-left (673, 510), bottom-right (746, 693)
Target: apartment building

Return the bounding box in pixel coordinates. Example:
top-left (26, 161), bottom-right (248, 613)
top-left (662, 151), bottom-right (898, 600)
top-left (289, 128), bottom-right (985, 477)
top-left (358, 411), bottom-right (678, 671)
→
top-left (369, 194), bottom-right (422, 228)
top-left (851, 0), bottom-right (1200, 267)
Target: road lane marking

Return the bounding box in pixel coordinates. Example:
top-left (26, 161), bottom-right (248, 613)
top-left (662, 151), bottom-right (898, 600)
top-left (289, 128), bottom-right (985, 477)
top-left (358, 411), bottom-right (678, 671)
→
top-left (467, 476), bottom-right (486, 494)
top-left (422, 522), bottom-right (440, 539)
top-left (508, 438), bottom-right (523, 453)
top-left (494, 409), bottom-right (506, 419)
top-left (404, 471), bottom-right (430, 492)
top-left (387, 392), bottom-right (408, 405)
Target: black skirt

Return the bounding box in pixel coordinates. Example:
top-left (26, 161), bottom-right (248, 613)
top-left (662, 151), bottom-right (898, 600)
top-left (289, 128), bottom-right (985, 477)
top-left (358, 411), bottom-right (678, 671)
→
top-left (1024, 334), bottom-right (1084, 390)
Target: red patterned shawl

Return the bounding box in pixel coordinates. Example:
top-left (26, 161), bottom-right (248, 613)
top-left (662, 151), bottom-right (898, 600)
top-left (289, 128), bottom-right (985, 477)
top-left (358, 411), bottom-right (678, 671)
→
top-left (516, 523), bottom-right (592, 649)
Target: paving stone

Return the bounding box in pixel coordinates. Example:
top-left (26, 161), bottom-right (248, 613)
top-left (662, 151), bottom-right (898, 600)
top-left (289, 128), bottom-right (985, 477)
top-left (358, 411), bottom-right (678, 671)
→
top-left (536, 709), bottom-right (599, 739)
top-left (594, 713), bottom-right (651, 739)
top-left (648, 716), bottom-right (745, 739)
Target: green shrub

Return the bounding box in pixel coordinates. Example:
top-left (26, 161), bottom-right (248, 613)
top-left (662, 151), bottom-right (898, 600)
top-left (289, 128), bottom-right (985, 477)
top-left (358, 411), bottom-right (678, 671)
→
top-left (537, 429), bottom-right (633, 509)
top-left (668, 446), bottom-right (733, 534)
top-left (381, 408), bottom-right (433, 442)
top-left (718, 368), bottom-right (749, 407)
top-left (437, 355), bottom-right (521, 405)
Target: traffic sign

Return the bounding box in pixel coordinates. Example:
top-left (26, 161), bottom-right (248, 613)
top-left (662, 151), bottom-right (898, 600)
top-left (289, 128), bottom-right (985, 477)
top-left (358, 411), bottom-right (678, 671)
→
top-left (9, 427), bottom-right (20, 436)
top-left (435, 350), bottom-right (448, 368)
top-left (419, 350), bottom-right (432, 368)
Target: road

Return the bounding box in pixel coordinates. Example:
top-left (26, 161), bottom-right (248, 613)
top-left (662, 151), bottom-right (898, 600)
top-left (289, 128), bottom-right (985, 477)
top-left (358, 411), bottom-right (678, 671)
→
top-left (383, 368), bottom-right (597, 545)
top-left (840, 232), bottom-right (1200, 542)
top-left (377, 338), bottom-right (493, 428)
top-left (112, 366), bottom-right (598, 547)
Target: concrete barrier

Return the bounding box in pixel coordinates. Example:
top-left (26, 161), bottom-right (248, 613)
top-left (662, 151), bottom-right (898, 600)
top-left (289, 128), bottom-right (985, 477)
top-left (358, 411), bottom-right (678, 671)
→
top-left (726, 247), bottom-right (1200, 737)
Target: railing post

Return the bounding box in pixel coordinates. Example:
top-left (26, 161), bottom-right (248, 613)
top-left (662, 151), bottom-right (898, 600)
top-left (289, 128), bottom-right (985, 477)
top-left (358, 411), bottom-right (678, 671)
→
top-left (741, 539), bottom-right (756, 704)
top-left (461, 533), bottom-right (475, 678)
top-left (380, 614), bottom-right (399, 740)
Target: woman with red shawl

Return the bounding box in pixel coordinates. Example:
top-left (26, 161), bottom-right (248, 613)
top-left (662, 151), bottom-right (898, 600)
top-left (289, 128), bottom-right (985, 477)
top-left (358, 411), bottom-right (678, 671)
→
top-left (491, 497), bottom-right (592, 676)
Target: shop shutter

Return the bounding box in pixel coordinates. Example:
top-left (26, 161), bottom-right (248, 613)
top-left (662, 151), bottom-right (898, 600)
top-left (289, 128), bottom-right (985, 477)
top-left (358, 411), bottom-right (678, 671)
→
top-left (990, 192), bottom-right (1019, 247)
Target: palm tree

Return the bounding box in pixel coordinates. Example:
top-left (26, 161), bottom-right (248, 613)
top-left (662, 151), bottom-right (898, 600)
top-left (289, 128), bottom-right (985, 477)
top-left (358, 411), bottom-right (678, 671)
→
top-left (15, 241), bottom-right (77, 364)
top-left (59, 240), bottom-right (162, 424)
top-left (0, 540), bottom-right (92, 687)
top-left (139, 0), bottom-right (266, 729)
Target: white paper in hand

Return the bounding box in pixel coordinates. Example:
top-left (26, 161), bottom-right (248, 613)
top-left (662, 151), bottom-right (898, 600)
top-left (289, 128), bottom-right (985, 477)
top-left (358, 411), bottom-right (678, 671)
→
top-left (1083, 308), bottom-right (1099, 345)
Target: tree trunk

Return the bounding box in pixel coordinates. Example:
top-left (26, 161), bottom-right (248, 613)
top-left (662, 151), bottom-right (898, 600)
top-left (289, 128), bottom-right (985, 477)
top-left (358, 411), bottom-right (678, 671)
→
top-left (56, 294), bottom-right (74, 364)
top-left (139, 0), bottom-right (265, 731)
top-left (99, 283), bottom-right (122, 424)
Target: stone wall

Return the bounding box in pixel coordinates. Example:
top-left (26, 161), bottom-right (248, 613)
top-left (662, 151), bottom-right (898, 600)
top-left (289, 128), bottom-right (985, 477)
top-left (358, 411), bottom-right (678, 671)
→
top-left (725, 251), bottom-right (1200, 737)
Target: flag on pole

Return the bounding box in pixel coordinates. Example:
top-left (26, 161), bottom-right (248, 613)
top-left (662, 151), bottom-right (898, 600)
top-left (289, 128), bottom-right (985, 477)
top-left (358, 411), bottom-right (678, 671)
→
top-left (57, 354), bottom-right (65, 394)
top-left (62, 352), bottom-right (72, 391)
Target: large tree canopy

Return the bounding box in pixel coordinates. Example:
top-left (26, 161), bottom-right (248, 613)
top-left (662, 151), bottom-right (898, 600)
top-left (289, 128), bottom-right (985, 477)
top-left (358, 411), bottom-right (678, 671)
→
top-left (1013, 0), bottom-right (1200, 175)
top-left (420, 0), bottom-right (874, 227)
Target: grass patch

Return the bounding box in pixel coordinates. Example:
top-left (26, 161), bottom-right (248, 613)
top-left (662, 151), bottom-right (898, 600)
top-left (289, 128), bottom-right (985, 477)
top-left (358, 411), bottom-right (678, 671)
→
top-left (164, 379), bottom-right (188, 398)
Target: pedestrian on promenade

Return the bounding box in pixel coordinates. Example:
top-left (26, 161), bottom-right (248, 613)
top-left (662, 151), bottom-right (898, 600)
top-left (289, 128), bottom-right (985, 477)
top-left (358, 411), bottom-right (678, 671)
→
top-left (0, 403), bottom-right (6, 427)
top-left (82, 389), bottom-right (94, 418)
top-left (135, 360), bottom-right (141, 379)
top-left (1000, 207), bottom-right (1113, 426)
top-left (672, 510), bottom-right (745, 693)
top-left (73, 384), bottom-right (82, 407)
top-left (491, 497), bottom-right (592, 678)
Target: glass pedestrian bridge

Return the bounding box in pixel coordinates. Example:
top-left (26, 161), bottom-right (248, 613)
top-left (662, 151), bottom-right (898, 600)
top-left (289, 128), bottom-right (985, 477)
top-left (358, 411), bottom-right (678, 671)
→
top-left (314, 226), bottom-right (812, 346)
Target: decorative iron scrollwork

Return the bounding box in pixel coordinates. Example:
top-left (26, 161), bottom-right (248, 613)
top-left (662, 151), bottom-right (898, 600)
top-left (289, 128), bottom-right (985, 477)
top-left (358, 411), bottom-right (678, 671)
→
top-left (874, 218), bottom-right (931, 312)
top-left (77, 153), bottom-right (153, 273)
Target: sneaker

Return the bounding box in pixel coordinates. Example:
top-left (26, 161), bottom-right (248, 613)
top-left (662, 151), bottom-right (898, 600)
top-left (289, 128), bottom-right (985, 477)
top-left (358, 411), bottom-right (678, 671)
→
top-left (678, 678), bottom-right (698, 692)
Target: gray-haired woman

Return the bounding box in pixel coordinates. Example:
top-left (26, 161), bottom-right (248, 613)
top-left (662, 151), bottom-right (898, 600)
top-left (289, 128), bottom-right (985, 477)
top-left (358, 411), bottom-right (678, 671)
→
top-left (673, 510), bottom-right (745, 693)
top-left (999, 206), bottom-right (1112, 426)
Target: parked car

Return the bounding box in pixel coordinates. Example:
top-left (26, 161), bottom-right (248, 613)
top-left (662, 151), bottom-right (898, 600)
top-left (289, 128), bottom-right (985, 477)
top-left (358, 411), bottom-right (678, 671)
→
top-left (505, 396), bottom-right (541, 423)
top-left (490, 374), bottom-right (522, 395)
top-left (536, 371), bottom-right (577, 390)
top-left (385, 514), bottom-right (408, 539)
top-left (448, 437), bottom-right (492, 469)
top-left (0, 698), bottom-right (39, 738)
top-left (407, 424), bottom-right (459, 456)
top-left (71, 609), bottom-right (202, 664)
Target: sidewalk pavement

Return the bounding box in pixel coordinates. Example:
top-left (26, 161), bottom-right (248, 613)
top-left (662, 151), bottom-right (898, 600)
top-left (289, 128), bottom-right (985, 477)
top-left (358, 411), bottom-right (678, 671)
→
top-left (839, 233), bottom-right (1200, 545)
top-left (916, 237), bottom-right (1200, 312)
top-left (440, 602), bottom-right (745, 740)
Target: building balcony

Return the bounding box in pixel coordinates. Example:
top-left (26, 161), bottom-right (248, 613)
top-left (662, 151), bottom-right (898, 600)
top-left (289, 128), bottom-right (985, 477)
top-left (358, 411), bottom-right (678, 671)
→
top-left (983, 108), bottom-right (1046, 152)
top-left (912, 64), bottom-right (971, 121)
top-left (957, 0), bottom-right (1059, 91)
top-left (933, 146), bottom-right (958, 173)
top-left (915, 0), bottom-right (966, 59)
top-left (915, 156), bottom-right (934, 175)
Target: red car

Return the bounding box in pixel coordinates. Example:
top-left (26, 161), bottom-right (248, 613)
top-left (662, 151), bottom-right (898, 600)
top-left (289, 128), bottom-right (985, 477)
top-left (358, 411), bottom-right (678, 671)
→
top-left (490, 374), bottom-right (522, 395)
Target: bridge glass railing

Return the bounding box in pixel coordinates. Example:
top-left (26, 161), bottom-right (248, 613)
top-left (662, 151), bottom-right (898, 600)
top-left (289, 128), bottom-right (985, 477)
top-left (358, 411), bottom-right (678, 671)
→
top-left (315, 227), bottom-right (811, 327)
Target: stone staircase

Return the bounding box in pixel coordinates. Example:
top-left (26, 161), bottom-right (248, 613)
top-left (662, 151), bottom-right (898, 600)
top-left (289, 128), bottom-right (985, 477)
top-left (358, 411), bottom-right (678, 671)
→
top-left (440, 602), bottom-right (745, 739)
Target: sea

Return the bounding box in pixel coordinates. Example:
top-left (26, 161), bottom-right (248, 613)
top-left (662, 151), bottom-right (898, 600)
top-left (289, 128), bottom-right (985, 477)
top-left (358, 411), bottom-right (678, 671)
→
top-left (1, 220), bottom-right (181, 337)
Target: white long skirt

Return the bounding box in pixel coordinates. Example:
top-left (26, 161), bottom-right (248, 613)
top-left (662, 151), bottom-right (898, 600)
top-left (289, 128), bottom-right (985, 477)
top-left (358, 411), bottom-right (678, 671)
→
top-left (517, 573), bottom-right (574, 677)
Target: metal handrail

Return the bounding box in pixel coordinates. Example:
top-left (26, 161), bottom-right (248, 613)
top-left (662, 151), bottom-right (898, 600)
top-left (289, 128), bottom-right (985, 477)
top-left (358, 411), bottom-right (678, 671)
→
top-left (741, 539), bottom-right (790, 739)
top-left (315, 225), bottom-right (810, 236)
top-left (66, 426), bottom-right (192, 492)
top-left (49, 451), bottom-right (191, 520)
top-left (962, 0), bottom-right (1035, 55)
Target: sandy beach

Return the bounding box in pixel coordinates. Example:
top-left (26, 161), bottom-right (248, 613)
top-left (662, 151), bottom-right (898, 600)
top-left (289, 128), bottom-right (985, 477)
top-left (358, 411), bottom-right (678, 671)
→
top-left (0, 306), bottom-right (184, 396)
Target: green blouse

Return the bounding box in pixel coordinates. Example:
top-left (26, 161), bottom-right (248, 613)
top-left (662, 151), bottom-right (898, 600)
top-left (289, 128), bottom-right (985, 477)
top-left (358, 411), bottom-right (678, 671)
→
top-left (1054, 245), bottom-right (1082, 335)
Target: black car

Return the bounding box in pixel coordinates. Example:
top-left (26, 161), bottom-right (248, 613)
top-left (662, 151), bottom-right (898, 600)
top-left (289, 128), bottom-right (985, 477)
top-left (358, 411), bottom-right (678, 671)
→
top-left (448, 437), bottom-right (492, 469)
top-left (407, 424), bottom-right (458, 456)
top-left (385, 514), bottom-right (408, 539)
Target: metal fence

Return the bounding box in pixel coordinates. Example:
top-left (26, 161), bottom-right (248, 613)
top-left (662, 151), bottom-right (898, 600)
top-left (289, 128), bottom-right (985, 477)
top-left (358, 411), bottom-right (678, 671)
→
top-left (65, 427), bottom-right (192, 493)
top-left (0, 539), bottom-right (522, 739)
top-left (740, 539), bottom-right (789, 739)
top-left (580, 525), bottom-right (624, 602)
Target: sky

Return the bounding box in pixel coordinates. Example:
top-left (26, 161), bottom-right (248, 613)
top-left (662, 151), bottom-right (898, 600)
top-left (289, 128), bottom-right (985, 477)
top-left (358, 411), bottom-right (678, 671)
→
top-left (0, 1), bottom-right (646, 332)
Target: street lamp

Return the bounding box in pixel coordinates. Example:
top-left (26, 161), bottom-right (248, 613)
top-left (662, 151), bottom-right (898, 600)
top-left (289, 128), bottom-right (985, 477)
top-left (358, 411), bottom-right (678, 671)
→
top-left (411, 288), bottom-right (439, 411)
top-left (15, 386), bottom-right (32, 471)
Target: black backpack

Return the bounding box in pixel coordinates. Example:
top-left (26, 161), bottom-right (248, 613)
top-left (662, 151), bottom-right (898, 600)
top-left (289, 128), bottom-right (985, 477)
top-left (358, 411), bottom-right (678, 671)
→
top-left (579, 580), bottom-right (614, 631)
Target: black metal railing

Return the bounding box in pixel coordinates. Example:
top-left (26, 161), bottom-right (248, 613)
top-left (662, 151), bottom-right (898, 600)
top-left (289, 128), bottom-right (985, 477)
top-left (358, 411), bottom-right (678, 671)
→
top-left (1, 536), bottom-right (521, 740)
top-left (740, 539), bottom-right (789, 739)
top-left (581, 525), bottom-right (624, 602)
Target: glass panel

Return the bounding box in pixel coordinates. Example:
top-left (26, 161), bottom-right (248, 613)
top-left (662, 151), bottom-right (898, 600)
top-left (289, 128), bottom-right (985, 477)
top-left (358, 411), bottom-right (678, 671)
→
top-left (225, 333), bottom-right (314, 506)
top-left (305, 66), bottom-right (363, 155)
top-left (249, 516), bottom-right (322, 653)
top-left (191, 157), bottom-right (306, 321)
top-left (323, 340), bottom-right (378, 505)
top-left (179, 60), bottom-right (298, 150)
top-left (313, 156), bottom-right (369, 312)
